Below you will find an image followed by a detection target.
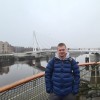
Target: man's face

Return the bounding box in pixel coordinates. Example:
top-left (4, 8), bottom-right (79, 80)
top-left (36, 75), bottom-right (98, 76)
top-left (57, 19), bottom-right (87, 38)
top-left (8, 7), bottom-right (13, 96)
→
top-left (57, 46), bottom-right (67, 58)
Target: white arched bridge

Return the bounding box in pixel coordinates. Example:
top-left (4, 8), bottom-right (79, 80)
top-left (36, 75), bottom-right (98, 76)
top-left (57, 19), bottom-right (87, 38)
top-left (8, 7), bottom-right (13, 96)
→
top-left (13, 48), bottom-right (100, 59)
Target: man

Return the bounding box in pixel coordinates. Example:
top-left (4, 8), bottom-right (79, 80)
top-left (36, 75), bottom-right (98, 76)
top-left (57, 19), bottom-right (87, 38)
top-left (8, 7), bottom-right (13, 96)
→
top-left (45, 43), bottom-right (80, 100)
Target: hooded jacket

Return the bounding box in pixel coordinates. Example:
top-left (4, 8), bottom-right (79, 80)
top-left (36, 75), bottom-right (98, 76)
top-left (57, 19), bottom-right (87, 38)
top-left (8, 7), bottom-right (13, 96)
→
top-left (45, 52), bottom-right (80, 96)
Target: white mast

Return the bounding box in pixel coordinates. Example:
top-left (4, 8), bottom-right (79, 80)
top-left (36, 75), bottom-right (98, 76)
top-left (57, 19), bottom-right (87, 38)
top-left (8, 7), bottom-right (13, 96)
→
top-left (33, 31), bottom-right (40, 53)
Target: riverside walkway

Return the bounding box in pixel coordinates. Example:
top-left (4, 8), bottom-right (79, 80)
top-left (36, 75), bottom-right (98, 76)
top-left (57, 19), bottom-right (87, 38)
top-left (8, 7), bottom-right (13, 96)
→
top-left (0, 62), bottom-right (100, 100)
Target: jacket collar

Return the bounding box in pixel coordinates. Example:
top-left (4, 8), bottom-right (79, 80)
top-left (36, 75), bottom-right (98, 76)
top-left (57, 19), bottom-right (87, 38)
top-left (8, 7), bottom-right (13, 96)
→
top-left (55, 52), bottom-right (70, 60)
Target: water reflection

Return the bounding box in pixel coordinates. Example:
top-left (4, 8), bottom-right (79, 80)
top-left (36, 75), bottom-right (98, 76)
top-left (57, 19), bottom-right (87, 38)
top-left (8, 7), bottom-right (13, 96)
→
top-left (0, 53), bottom-right (80, 87)
top-left (0, 66), bottom-right (9, 75)
top-left (0, 61), bottom-right (14, 75)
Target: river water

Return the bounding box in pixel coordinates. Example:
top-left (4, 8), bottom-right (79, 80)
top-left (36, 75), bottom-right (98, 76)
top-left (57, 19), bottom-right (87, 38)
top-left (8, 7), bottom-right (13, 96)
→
top-left (0, 53), bottom-right (86, 87)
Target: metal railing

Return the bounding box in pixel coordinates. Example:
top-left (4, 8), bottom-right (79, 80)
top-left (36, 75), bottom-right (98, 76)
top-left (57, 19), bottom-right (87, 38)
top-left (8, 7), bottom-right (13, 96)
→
top-left (0, 72), bottom-right (48, 100)
top-left (0, 62), bottom-right (100, 100)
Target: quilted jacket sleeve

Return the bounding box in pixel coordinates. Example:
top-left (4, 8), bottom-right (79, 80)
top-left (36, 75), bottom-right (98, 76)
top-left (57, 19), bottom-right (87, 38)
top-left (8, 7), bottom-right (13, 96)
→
top-left (72, 59), bottom-right (80, 95)
top-left (45, 58), bottom-right (54, 93)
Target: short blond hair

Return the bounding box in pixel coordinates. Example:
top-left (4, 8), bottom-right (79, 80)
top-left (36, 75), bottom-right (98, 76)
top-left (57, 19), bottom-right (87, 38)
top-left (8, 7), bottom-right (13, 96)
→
top-left (57, 43), bottom-right (66, 48)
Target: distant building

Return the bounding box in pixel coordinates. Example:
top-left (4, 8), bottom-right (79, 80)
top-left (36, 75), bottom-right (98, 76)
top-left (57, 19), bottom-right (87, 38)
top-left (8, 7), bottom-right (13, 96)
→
top-left (51, 46), bottom-right (71, 50)
top-left (0, 41), bottom-right (14, 54)
top-left (0, 41), bottom-right (34, 53)
top-left (24, 47), bottom-right (33, 52)
top-left (14, 46), bottom-right (33, 53)
top-left (51, 46), bottom-right (57, 50)
top-left (14, 46), bottom-right (25, 53)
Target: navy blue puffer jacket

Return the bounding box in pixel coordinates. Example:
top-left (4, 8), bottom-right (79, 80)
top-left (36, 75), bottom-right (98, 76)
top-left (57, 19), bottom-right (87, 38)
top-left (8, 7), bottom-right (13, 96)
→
top-left (45, 57), bottom-right (80, 96)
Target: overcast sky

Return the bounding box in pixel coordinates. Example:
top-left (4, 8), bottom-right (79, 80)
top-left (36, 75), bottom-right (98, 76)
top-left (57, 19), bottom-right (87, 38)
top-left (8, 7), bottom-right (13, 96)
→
top-left (0, 0), bottom-right (100, 48)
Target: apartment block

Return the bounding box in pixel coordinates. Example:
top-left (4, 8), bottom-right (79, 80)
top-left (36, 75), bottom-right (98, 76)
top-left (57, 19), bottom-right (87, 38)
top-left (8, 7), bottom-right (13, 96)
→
top-left (0, 41), bottom-right (13, 54)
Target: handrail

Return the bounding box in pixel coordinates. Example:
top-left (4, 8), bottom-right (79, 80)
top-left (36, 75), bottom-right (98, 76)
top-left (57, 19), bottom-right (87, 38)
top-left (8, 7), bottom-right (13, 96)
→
top-left (0, 62), bottom-right (100, 93)
top-left (0, 72), bottom-right (45, 93)
top-left (78, 62), bottom-right (100, 66)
